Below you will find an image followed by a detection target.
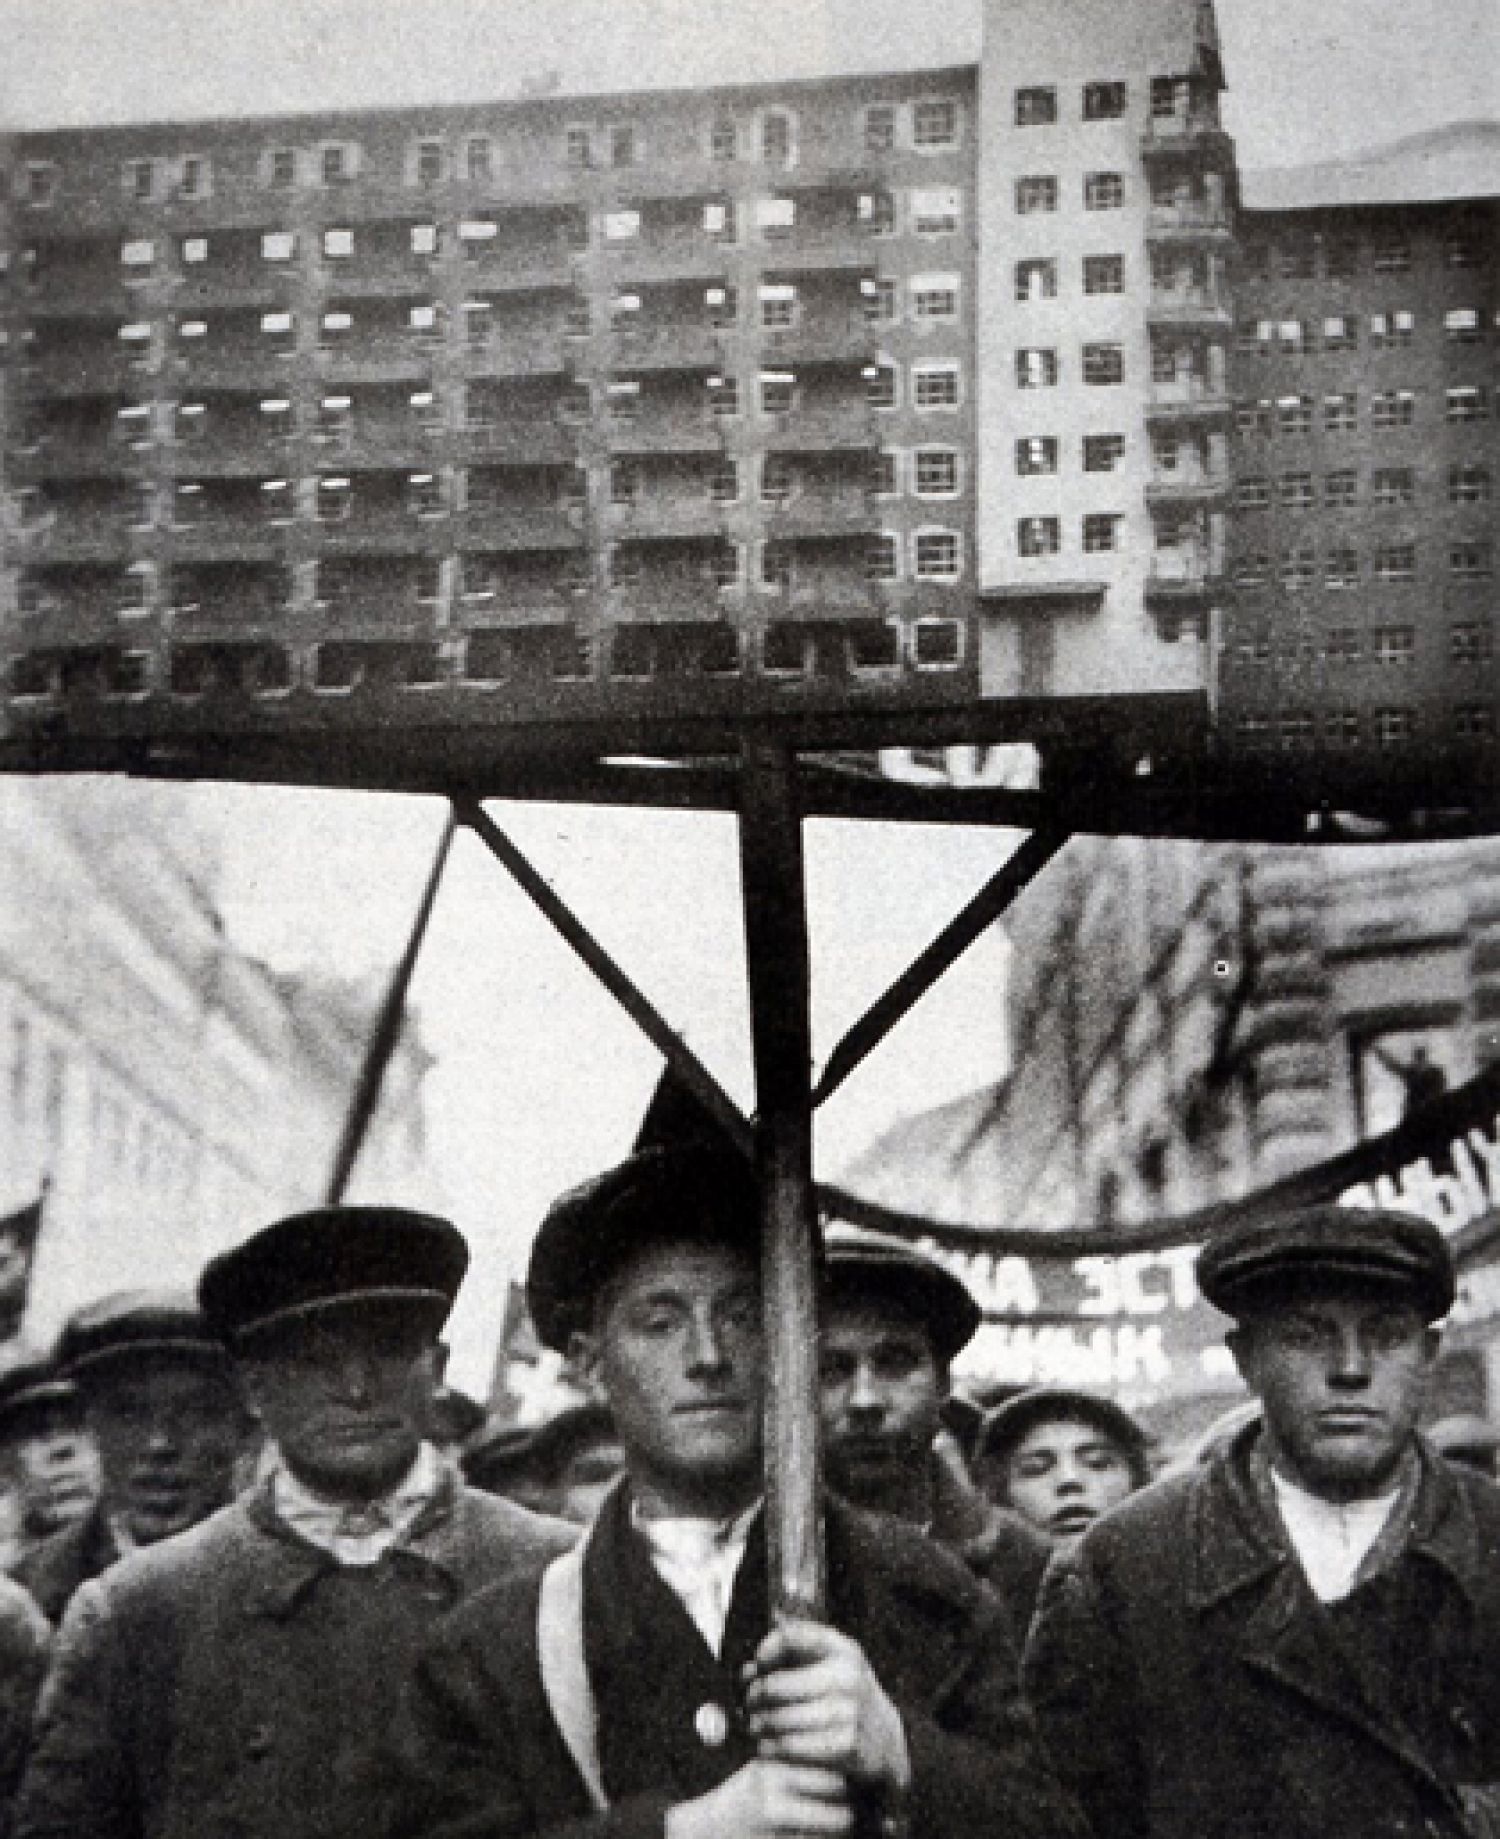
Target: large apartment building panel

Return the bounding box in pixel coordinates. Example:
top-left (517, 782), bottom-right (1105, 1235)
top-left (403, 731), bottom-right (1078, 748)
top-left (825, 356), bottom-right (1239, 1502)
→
top-left (1, 70), bottom-right (985, 748)
top-left (1222, 153), bottom-right (1499, 775)
top-left (975, 0), bottom-right (1231, 705)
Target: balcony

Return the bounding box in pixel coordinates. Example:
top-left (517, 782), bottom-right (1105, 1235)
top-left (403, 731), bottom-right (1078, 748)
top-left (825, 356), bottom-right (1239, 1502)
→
top-left (1144, 555), bottom-right (1225, 605)
top-left (314, 258), bottom-right (441, 299)
top-left (456, 504), bottom-right (584, 552)
top-left (609, 575), bottom-right (736, 625)
top-left (158, 519), bottom-right (291, 563)
top-left (1146, 466), bottom-right (1230, 508)
top-left (1141, 116), bottom-right (1236, 164)
top-left (607, 497), bottom-right (730, 542)
top-left (22, 349), bottom-right (150, 397)
top-left (1147, 286), bottom-right (1232, 333)
top-left (171, 347), bottom-right (295, 390)
top-left (749, 231), bottom-right (875, 277)
top-left (608, 323), bottom-right (725, 374)
top-left (170, 436), bottom-right (295, 478)
top-left (1145, 381), bottom-right (1232, 426)
top-left (760, 491), bottom-right (875, 539)
top-left (7, 435), bottom-right (155, 480)
top-left (173, 269), bottom-right (293, 311)
top-left (12, 519), bottom-right (134, 564)
top-left (606, 408), bottom-right (728, 455)
top-left (606, 240), bottom-right (732, 288)
top-left (461, 329), bottom-right (572, 380)
top-left (307, 514), bottom-right (436, 556)
top-left (450, 421), bottom-right (577, 466)
top-left (314, 336), bottom-right (435, 385)
top-left (759, 405), bottom-right (878, 454)
top-left (1146, 201), bottom-right (1234, 245)
top-left (756, 318), bottom-right (872, 367)
top-left (456, 246), bottom-right (577, 294)
top-left (312, 587), bottom-right (437, 632)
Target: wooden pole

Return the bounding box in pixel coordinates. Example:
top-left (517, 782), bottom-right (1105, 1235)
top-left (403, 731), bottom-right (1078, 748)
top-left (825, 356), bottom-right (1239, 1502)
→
top-left (327, 806), bottom-right (458, 1204)
top-left (737, 740), bottom-right (824, 1620)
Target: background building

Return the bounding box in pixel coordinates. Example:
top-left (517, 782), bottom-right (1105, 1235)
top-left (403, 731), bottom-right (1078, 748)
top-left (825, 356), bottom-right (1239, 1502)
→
top-left (0, 775), bottom-right (436, 1338)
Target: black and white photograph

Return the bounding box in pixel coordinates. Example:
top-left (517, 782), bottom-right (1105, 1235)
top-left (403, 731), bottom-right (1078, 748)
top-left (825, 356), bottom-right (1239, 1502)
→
top-left (0, 0), bottom-right (1496, 1833)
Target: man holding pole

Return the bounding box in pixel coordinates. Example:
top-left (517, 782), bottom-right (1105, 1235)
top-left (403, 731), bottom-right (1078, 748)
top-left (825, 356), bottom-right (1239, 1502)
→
top-left (392, 1142), bottom-right (1086, 1839)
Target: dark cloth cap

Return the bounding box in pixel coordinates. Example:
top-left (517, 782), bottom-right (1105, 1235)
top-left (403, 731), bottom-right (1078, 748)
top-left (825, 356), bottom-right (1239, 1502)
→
top-left (1196, 1204), bottom-right (1454, 1322)
top-left (464, 1402), bottom-right (617, 1491)
top-left (57, 1290), bottom-right (228, 1378)
top-left (821, 1226), bottom-right (981, 1365)
top-left (199, 1206), bottom-right (468, 1346)
top-left (527, 1144), bottom-right (759, 1352)
top-left (0, 1351), bottom-right (79, 1429)
top-left (978, 1386), bottom-right (1152, 1487)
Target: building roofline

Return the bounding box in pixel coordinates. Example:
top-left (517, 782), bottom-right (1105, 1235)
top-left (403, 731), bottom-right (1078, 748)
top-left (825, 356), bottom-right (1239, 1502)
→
top-left (8, 61), bottom-right (980, 144)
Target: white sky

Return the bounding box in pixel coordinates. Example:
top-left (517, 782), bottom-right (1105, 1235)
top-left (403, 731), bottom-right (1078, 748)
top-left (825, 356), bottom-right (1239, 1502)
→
top-left (2, 0), bottom-right (1492, 1386)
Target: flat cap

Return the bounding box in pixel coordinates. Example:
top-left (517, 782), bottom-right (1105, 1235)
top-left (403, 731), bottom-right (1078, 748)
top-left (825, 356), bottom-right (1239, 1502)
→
top-left (821, 1226), bottom-right (981, 1365)
top-left (978, 1386), bottom-right (1152, 1487)
top-left (199, 1206), bottom-right (468, 1346)
top-left (1196, 1204), bottom-right (1454, 1322)
top-left (527, 1143), bottom-right (759, 1352)
top-left (0, 1351), bottom-right (78, 1429)
top-left (57, 1290), bottom-right (227, 1377)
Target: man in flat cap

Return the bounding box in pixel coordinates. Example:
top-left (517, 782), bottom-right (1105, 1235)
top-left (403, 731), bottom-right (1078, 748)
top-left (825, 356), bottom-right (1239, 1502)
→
top-left (11, 1291), bottom-right (249, 1624)
top-left (391, 1144), bottom-right (1086, 1839)
top-left (1026, 1204), bottom-right (1500, 1839)
top-left (14, 1207), bottom-right (574, 1839)
top-left (0, 1353), bottom-right (98, 1570)
top-left (818, 1226), bottom-right (1052, 1636)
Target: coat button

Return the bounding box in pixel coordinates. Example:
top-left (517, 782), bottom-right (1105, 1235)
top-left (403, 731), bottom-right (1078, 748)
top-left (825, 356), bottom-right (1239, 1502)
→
top-left (694, 1702), bottom-right (729, 1748)
top-left (245, 1724), bottom-right (274, 1761)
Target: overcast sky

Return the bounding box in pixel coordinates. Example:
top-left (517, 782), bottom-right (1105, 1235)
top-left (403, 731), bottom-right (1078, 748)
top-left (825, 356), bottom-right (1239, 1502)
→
top-left (1, 0), bottom-right (1495, 167)
top-left (4, 0), bottom-right (1493, 1387)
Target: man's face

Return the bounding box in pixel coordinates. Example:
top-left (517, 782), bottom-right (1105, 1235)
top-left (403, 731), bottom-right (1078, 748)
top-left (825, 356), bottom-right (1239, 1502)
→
top-left (1230, 1283), bottom-right (1438, 1501)
top-left (998, 1416), bottom-right (1137, 1543)
top-left (5, 1404), bottom-right (100, 1539)
top-left (241, 1302), bottom-right (440, 1504)
top-left (88, 1356), bottom-right (248, 1545)
top-left (819, 1296), bottom-right (944, 1508)
top-left (578, 1239), bottom-right (763, 1519)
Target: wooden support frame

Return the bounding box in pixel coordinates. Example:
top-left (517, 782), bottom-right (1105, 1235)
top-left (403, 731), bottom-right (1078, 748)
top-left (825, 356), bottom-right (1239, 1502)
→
top-left (328, 766), bottom-right (1070, 1621)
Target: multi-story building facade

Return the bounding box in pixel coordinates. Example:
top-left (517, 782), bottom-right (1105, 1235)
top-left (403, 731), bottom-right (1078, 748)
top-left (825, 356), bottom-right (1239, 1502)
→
top-left (1221, 124), bottom-right (1499, 780)
top-left (0, 0), bottom-right (1231, 780)
top-left (0, 776), bottom-right (435, 1336)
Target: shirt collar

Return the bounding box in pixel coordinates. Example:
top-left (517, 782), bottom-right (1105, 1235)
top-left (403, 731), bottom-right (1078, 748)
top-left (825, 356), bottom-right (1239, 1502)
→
top-left (268, 1440), bottom-right (445, 1565)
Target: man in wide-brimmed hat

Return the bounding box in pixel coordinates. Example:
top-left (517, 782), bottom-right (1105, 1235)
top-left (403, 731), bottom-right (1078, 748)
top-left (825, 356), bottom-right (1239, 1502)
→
top-left (1026, 1204), bottom-right (1500, 1839)
top-left (392, 1143), bottom-right (1086, 1839)
top-left (15, 1206), bottom-right (574, 1839)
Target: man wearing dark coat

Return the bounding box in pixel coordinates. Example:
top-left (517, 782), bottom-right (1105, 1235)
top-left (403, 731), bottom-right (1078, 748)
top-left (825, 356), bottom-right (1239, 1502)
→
top-left (13, 1206), bottom-right (575, 1839)
top-left (10, 1292), bottom-right (249, 1624)
top-left (817, 1226), bottom-right (1050, 1637)
top-left (1025, 1204), bottom-right (1500, 1839)
top-left (391, 1144), bottom-right (1086, 1839)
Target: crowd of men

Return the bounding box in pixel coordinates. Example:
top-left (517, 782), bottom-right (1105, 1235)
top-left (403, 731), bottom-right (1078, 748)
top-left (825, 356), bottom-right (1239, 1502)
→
top-left (0, 1139), bottom-right (1492, 1837)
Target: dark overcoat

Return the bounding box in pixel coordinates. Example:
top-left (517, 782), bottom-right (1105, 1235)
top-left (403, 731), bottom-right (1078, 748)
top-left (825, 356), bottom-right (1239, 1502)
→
top-left (389, 1485), bottom-right (1088, 1839)
top-left (12, 1475), bottom-right (576, 1839)
top-left (1024, 1429), bottom-right (1500, 1839)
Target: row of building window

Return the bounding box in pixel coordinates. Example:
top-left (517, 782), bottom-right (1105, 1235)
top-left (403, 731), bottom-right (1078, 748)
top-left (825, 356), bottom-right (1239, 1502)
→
top-left (1014, 515), bottom-right (1123, 556)
top-left (1235, 622), bottom-right (1494, 666)
top-left (1238, 229), bottom-right (1489, 280)
top-left (14, 523), bottom-right (969, 606)
top-left (1015, 344), bottom-right (1127, 387)
top-left (8, 97), bottom-right (967, 215)
top-left (1235, 387), bottom-right (1493, 434)
top-left (6, 618), bottom-right (969, 706)
top-left (1014, 77), bottom-right (1205, 126)
top-left (1233, 707), bottom-right (1494, 749)
top-left (1015, 172), bottom-right (1128, 213)
top-left (1234, 541), bottom-right (1494, 589)
top-left (1236, 307), bottom-right (1491, 352)
top-left (1236, 465), bottom-right (1492, 509)
top-left (1014, 254), bottom-right (1129, 298)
